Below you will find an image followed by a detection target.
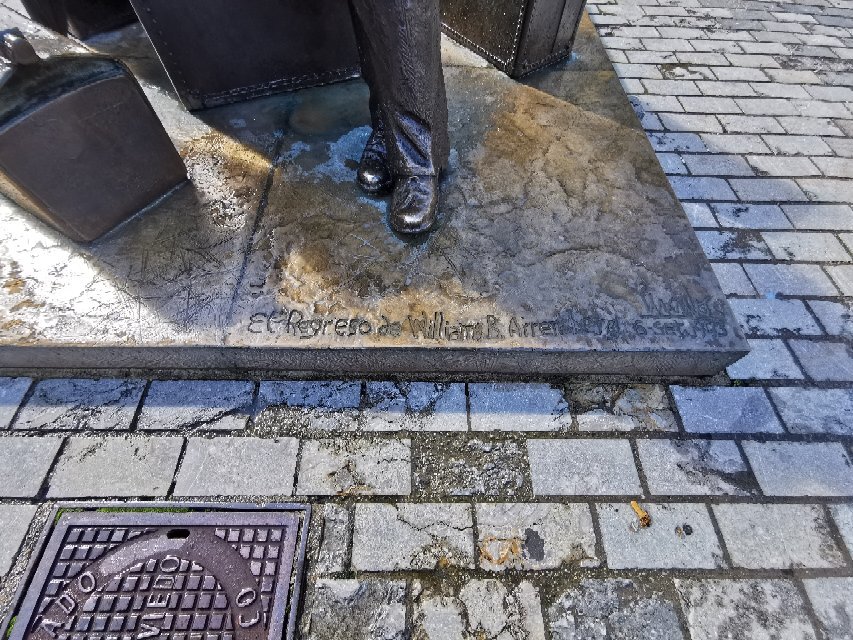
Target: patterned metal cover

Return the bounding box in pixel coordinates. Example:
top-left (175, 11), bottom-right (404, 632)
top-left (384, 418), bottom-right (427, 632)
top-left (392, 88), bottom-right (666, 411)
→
top-left (6, 510), bottom-right (306, 640)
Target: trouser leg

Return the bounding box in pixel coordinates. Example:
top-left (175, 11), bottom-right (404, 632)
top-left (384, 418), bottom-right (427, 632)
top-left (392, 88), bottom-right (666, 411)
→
top-left (347, 0), bottom-right (449, 177)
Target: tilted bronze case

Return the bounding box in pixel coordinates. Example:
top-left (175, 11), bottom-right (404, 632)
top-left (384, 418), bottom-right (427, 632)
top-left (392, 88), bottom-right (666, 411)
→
top-left (128, 0), bottom-right (361, 111)
top-left (0, 54), bottom-right (187, 243)
top-left (20, 0), bottom-right (138, 40)
top-left (441, 0), bottom-right (587, 77)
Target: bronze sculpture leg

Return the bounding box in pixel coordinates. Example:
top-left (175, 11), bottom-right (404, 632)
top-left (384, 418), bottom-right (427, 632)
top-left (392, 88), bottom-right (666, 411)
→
top-left (348, 0), bottom-right (449, 234)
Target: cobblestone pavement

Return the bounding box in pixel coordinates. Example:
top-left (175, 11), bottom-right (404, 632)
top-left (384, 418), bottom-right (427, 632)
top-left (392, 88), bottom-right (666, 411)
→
top-left (2, 0), bottom-right (853, 638)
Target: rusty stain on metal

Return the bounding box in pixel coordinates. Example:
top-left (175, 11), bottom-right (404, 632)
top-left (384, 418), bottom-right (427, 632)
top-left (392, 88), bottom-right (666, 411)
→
top-left (4, 508), bottom-right (308, 640)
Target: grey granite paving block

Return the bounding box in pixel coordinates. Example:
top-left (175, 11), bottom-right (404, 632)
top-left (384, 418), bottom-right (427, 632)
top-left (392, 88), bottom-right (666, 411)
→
top-left (469, 384), bottom-right (571, 432)
top-left (713, 504), bottom-right (845, 569)
top-left (351, 503), bottom-right (474, 571)
top-left (728, 298), bottom-right (821, 337)
top-left (827, 266), bottom-right (853, 296)
top-left (172, 437), bottom-right (298, 497)
top-left (697, 230), bottom-right (772, 260)
top-left (296, 438), bottom-right (411, 496)
top-left (527, 439), bottom-right (642, 496)
top-left (0, 376), bottom-right (30, 429)
top-left (259, 380), bottom-right (361, 409)
top-left (712, 263), bottom-right (756, 296)
top-left (137, 380), bottom-right (255, 431)
top-left (570, 384), bottom-right (678, 432)
top-left (254, 380), bottom-right (361, 434)
top-left (770, 387), bottom-right (853, 435)
top-left (763, 232), bottom-right (851, 262)
top-left (14, 379), bottom-right (146, 431)
top-left (316, 504), bottom-right (350, 574)
top-left (547, 578), bottom-right (685, 640)
top-left (671, 386), bottom-right (783, 434)
top-left (597, 503), bottom-right (725, 570)
top-left (0, 436), bottom-right (62, 497)
top-left (637, 439), bottom-right (756, 496)
top-left (742, 442), bottom-right (853, 497)
top-left (414, 579), bottom-right (546, 640)
top-left (745, 264), bottom-right (839, 297)
top-left (0, 504), bottom-right (37, 577)
top-left (790, 341), bottom-right (853, 382)
top-left (726, 339), bottom-right (804, 380)
top-left (303, 579), bottom-right (407, 640)
top-left (47, 436), bottom-right (182, 498)
top-left (803, 579), bottom-right (853, 640)
top-left (413, 435), bottom-right (529, 498)
top-left (808, 301), bottom-right (853, 340)
top-left (676, 580), bottom-right (817, 640)
top-left (475, 503), bottom-right (599, 571)
top-left (830, 504), bottom-right (853, 557)
top-left (363, 382), bottom-right (467, 432)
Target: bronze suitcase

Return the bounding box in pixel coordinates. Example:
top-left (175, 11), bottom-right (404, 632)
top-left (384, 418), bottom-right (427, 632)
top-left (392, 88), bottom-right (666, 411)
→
top-left (0, 30), bottom-right (186, 243)
top-left (20, 0), bottom-right (138, 40)
top-left (441, 0), bottom-right (587, 77)
top-left (128, 0), bottom-right (361, 110)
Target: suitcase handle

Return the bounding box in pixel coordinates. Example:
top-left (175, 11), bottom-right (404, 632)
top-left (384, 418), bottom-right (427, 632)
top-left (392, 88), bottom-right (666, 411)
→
top-left (0, 28), bottom-right (39, 66)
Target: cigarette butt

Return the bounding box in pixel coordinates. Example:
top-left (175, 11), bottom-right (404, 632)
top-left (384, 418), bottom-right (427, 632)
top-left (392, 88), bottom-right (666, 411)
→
top-left (631, 501), bottom-right (651, 528)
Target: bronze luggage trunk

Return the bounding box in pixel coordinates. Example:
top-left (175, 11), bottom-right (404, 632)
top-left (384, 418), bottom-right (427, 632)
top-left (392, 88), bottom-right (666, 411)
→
top-left (441, 0), bottom-right (587, 77)
top-left (20, 0), bottom-right (138, 40)
top-left (0, 30), bottom-right (186, 243)
top-left (128, 0), bottom-right (361, 110)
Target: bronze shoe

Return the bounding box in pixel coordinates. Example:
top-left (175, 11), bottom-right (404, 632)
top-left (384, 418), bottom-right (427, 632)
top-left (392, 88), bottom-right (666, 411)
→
top-left (357, 130), bottom-right (393, 195)
top-left (390, 175), bottom-right (440, 235)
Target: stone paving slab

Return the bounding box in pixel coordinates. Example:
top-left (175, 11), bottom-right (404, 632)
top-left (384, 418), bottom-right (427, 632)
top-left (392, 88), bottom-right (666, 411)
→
top-left (469, 384), bottom-right (571, 432)
top-left (742, 441), bottom-right (853, 497)
top-left (0, 436), bottom-right (61, 497)
top-left (830, 504), bottom-right (853, 557)
top-left (675, 580), bottom-right (817, 640)
top-left (570, 384), bottom-right (678, 433)
top-left (636, 439), bottom-right (756, 496)
top-left (0, 504), bottom-right (36, 576)
top-left (475, 503), bottom-right (599, 571)
top-left (713, 503), bottom-right (846, 569)
top-left (137, 380), bottom-right (255, 431)
top-left (303, 579), bottom-right (407, 640)
top-left (527, 439), bottom-right (642, 496)
top-left (671, 386), bottom-right (783, 434)
top-left (0, 377), bottom-right (30, 429)
top-left (802, 578), bottom-right (853, 640)
top-left (769, 388), bottom-right (853, 436)
top-left (296, 438), bottom-right (411, 496)
top-left (316, 504), bottom-right (351, 575)
top-left (363, 382), bottom-right (467, 432)
top-left (46, 436), bottom-right (182, 497)
top-left (172, 436), bottom-right (298, 497)
top-left (14, 379), bottom-right (145, 431)
top-left (597, 503), bottom-right (725, 570)
top-left (546, 578), bottom-right (685, 640)
top-left (351, 503), bottom-right (474, 571)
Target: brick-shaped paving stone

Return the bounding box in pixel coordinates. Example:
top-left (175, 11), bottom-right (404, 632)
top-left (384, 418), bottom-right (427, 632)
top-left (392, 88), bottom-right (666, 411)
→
top-left (296, 438), bottom-right (411, 496)
top-left (316, 504), bottom-right (351, 574)
top-left (808, 301), bottom-right (853, 340)
top-left (803, 579), bottom-right (853, 640)
top-left (528, 439), bottom-right (642, 496)
top-left (0, 376), bottom-right (30, 429)
top-left (727, 299), bottom-right (821, 337)
top-left (637, 439), bottom-right (756, 496)
top-left (725, 339), bottom-right (804, 381)
top-left (303, 579), bottom-right (406, 640)
top-left (413, 435), bottom-right (530, 498)
top-left (255, 380), bottom-right (361, 434)
top-left (469, 383), bottom-right (571, 432)
top-left (47, 436), bottom-right (182, 498)
top-left (0, 504), bottom-right (37, 576)
top-left (0, 436), bottom-right (62, 497)
top-left (830, 504), bottom-right (853, 556)
top-left (597, 503), bottom-right (724, 569)
top-left (742, 441), bottom-right (853, 497)
top-left (363, 382), bottom-right (467, 432)
top-left (769, 387), bottom-right (853, 435)
top-left (713, 504), bottom-right (845, 569)
top-left (676, 580), bottom-right (817, 640)
top-left (671, 386), bottom-right (783, 434)
top-left (475, 503), bottom-right (598, 571)
top-left (352, 503), bottom-right (474, 571)
top-left (547, 578), bottom-right (685, 640)
top-left (414, 579), bottom-right (546, 640)
top-left (789, 340), bottom-right (853, 382)
top-left (137, 380), bottom-right (255, 431)
top-left (173, 436), bottom-right (298, 496)
top-left (569, 385), bottom-right (678, 432)
top-left (15, 379), bottom-right (145, 431)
